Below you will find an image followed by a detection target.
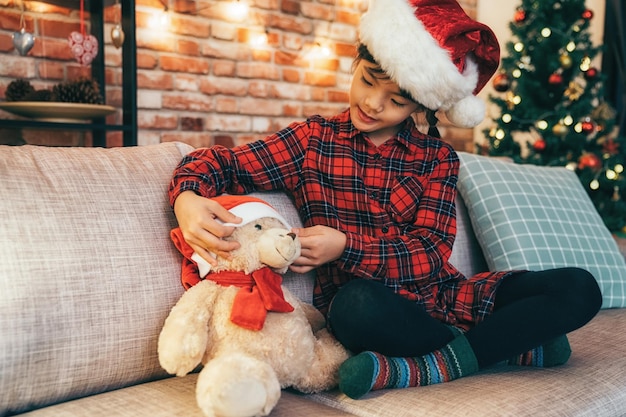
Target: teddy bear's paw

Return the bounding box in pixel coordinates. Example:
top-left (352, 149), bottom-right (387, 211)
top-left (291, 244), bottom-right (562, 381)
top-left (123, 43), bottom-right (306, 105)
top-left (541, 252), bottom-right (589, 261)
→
top-left (196, 353), bottom-right (281, 417)
top-left (198, 377), bottom-right (268, 417)
top-left (158, 328), bottom-right (208, 376)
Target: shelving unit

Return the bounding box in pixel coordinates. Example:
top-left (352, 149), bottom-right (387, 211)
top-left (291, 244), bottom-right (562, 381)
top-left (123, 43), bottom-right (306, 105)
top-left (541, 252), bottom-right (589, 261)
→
top-left (0, 0), bottom-right (137, 147)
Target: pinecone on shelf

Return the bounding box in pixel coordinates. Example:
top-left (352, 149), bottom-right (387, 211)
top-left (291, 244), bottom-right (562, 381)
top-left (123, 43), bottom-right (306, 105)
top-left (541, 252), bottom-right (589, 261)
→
top-left (21, 89), bottom-right (53, 102)
top-left (5, 79), bottom-right (35, 102)
top-left (52, 78), bottom-right (105, 104)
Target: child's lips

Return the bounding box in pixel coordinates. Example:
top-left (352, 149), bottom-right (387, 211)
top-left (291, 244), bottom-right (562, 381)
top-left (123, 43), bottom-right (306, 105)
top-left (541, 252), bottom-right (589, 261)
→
top-left (358, 108), bottom-right (376, 124)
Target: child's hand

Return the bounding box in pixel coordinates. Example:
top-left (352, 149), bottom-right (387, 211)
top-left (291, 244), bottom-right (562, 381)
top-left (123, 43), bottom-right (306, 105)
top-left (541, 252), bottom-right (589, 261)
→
top-left (173, 191), bottom-right (242, 266)
top-left (289, 225), bottom-right (346, 274)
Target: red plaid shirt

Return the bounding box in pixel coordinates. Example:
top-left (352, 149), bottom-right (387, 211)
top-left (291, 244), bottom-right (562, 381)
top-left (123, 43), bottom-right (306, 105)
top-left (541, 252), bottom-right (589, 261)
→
top-left (169, 109), bottom-right (510, 329)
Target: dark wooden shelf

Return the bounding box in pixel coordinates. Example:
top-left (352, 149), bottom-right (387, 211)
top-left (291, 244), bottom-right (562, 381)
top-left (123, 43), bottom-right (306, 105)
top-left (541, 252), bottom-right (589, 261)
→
top-left (0, 0), bottom-right (137, 147)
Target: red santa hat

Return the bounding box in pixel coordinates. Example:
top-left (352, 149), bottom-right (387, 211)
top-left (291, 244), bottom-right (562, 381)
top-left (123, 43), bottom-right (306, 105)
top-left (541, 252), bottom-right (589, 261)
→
top-left (359, 0), bottom-right (500, 128)
top-left (214, 195), bottom-right (291, 229)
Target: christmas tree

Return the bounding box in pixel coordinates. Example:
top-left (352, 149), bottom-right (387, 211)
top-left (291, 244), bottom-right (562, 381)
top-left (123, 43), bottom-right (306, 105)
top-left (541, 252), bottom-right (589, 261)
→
top-left (483, 0), bottom-right (626, 234)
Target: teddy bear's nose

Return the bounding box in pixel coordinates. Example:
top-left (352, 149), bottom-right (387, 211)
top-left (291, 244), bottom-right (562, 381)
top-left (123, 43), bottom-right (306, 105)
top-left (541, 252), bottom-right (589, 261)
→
top-left (287, 232), bottom-right (296, 240)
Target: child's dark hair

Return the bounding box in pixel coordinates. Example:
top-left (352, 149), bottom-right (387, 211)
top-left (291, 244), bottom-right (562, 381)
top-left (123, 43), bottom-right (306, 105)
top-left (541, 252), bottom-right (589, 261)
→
top-left (353, 43), bottom-right (441, 138)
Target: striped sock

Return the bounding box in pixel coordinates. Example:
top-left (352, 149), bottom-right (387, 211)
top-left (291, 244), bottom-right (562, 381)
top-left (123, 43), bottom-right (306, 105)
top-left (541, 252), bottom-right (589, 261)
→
top-left (507, 335), bottom-right (571, 367)
top-left (338, 335), bottom-right (478, 399)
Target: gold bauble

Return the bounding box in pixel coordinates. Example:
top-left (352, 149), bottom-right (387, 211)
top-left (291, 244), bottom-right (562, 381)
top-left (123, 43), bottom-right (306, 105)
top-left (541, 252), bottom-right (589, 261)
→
top-left (559, 54), bottom-right (572, 69)
top-left (111, 24), bottom-right (125, 49)
top-left (552, 123), bottom-right (568, 136)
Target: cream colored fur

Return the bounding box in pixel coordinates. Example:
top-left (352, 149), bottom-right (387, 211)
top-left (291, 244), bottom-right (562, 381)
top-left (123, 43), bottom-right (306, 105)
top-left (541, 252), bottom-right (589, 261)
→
top-left (158, 217), bottom-right (350, 417)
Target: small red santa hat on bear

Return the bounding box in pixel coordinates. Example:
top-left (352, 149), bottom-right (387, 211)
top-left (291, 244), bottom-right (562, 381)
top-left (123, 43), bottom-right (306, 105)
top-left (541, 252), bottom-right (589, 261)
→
top-left (359, 0), bottom-right (500, 128)
top-left (171, 195), bottom-right (293, 280)
top-left (214, 195), bottom-right (292, 229)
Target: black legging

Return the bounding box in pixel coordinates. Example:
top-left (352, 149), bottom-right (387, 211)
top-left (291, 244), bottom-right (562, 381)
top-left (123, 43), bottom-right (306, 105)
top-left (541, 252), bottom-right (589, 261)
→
top-left (327, 267), bottom-right (602, 368)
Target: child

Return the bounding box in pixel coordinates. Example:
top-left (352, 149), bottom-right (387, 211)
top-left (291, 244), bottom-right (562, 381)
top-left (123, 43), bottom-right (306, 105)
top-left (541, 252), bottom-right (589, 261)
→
top-left (169, 0), bottom-right (602, 400)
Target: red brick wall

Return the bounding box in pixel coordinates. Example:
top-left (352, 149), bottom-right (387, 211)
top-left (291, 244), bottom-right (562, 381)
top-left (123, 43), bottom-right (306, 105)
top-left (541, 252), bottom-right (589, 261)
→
top-left (0, 0), bottom-right (476, 150)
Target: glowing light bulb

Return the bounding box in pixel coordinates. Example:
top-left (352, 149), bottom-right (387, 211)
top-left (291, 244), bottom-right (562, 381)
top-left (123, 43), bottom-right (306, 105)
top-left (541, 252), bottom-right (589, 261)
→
top-left (226, 0), bottom-right (249, 22)
top-left (250, 32), bottom-right (268, 48)
top-left (148, 9), bottom-right (170, 28)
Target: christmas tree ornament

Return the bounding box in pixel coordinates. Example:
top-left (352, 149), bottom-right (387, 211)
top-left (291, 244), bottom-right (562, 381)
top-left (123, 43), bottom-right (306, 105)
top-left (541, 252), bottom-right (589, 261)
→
top-left (580, 118), bottom-right (595, 135)
top-left (559, 53), bottom-right (572, 69)
top-left (582, 9), bottom-right (594, 20)
top-left (548, 72), bottom-right (563, 85)
top-left (602, 138), bottom-right (620, 155)
top-left (533, 138), bottom-right (546, 152)
top-left (584, 67), bottom-right (598, 80)
top-left (565, 80), bottom-right (584, 101)
top-left (12, 1), bottom-right (35, 56)
top-left (111, 0), bottom-right (125, 49)
top-left (514, 9), bottom-right (527, 23)
top-left (492, 73), bottom-right (511, 92)
top-left (578, 153), bottom-right (602, 171)
top-left (68, 0), bottom-right (98, 66)
top-left (552, 123), bottom-right (568, 137)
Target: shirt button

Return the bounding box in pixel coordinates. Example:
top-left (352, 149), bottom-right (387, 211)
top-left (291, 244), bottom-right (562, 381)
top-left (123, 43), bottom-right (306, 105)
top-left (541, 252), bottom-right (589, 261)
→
top-left (373, 153), bottom-right (381, 160)
top-left (382, 226), bottom-right (389, 233)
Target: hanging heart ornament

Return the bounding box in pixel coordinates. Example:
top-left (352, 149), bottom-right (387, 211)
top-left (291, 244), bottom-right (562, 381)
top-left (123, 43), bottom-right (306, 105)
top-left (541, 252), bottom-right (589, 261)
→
top-left (68, 31), bottom-right (98, 66)
top-left (13, 28), bottom-right (35, 56)
top-left (111, 24), bottom-right (125, 48)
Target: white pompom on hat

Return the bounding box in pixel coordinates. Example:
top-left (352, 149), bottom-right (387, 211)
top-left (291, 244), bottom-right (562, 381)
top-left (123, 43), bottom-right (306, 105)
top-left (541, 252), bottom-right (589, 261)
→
top-left (359, 0), bottom-right (500, 128)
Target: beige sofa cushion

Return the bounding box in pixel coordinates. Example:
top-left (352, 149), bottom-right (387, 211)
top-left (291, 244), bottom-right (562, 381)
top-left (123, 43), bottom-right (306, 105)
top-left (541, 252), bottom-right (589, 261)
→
top-left (0, 143), bottom-right (192, 415)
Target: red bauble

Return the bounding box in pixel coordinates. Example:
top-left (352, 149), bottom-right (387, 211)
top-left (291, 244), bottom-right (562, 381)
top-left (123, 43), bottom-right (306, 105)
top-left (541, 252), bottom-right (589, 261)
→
top-left (548, 73), bottom-right (563, 85)
top-left (578, 153), bottom-right (602, 171)
top-left (580, 120), bottom-right (595, 135)
top-left (514, 10), bottom-right (527, 23)
top-left (584, 67), bottom-right (598, 80)
top-left (582, 9), bottom-right (594, 20)
top-left (492, 73), bottom-right (511, 92)
top-left (533, 138), bottom-right (546, 152)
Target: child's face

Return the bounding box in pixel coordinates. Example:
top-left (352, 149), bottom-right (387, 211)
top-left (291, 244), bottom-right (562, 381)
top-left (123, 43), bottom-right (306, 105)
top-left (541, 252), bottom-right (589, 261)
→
top-left (349, 60), bottom-right (420, 144)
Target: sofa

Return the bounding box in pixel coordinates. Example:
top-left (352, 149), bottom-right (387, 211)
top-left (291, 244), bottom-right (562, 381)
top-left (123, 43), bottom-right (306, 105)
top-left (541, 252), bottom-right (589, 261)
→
top-left (1, 141), bottom-right (625, 417)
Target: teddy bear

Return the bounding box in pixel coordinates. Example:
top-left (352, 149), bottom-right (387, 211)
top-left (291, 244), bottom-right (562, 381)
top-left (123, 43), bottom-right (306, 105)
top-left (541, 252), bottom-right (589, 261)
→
top-left (158, 195), bottom-right (350, 417)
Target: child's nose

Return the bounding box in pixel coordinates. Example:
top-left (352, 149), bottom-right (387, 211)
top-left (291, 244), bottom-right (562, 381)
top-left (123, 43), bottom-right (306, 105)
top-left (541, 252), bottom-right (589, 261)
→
top-left (364, 94), bottom-right (384, 113)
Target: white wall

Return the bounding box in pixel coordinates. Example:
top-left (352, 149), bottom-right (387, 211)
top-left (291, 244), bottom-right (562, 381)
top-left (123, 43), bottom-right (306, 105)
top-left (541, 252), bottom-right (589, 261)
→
top-left (475, 0), bottom-right (606, 143)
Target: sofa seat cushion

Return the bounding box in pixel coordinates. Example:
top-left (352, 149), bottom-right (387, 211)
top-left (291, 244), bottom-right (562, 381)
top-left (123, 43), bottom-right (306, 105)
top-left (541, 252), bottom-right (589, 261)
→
top-left (308, 309), bottom-right (626, 417)
top-left (16, 374), bottom-right (356, 417)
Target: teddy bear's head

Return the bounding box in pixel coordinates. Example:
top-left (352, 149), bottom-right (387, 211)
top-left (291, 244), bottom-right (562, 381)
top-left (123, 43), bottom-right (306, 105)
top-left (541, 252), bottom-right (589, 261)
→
top-left (212, 216), bottom-right (301, 275)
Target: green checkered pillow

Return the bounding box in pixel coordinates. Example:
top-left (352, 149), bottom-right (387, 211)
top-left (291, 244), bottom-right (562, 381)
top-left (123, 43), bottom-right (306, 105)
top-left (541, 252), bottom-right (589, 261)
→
top-left (457, 152), bottom-right (626, 309)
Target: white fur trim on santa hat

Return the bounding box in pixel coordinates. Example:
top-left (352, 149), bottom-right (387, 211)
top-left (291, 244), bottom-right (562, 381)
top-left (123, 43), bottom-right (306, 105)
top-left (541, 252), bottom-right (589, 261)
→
top-left (359, 0), bottom-right (481, 123)
top-left (221, 201), bottom-right (292, 229)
